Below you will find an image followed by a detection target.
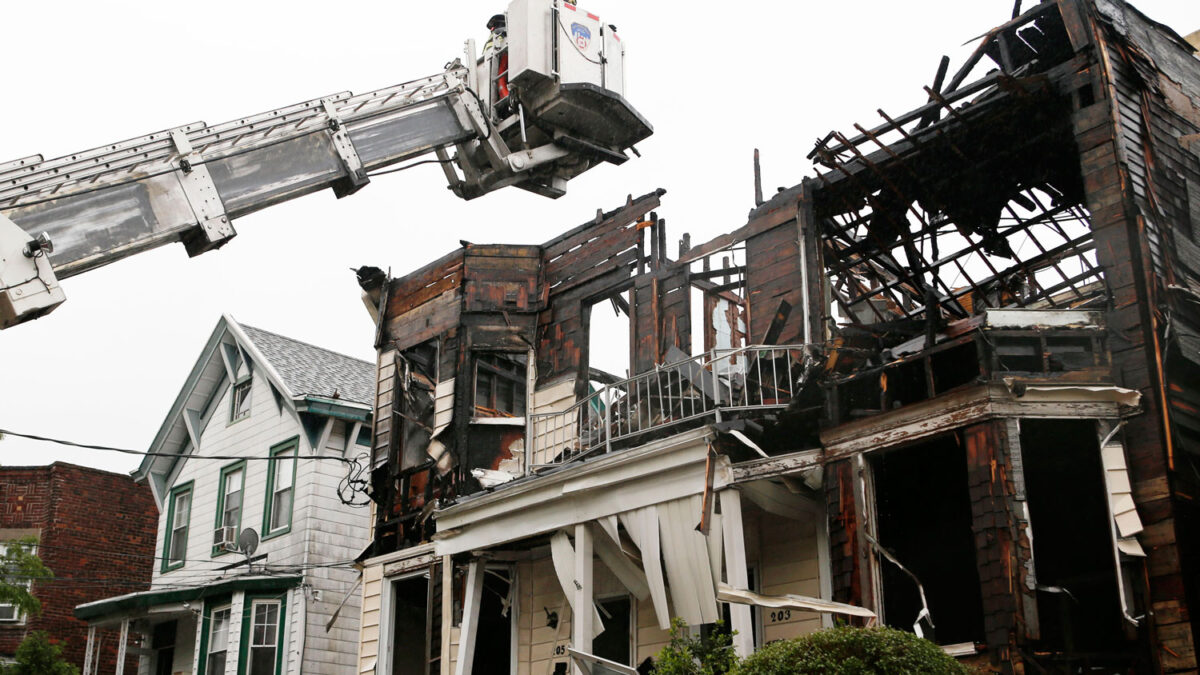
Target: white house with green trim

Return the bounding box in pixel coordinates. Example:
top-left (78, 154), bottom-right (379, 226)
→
top-left (74, 315), bottom-right (374, 675)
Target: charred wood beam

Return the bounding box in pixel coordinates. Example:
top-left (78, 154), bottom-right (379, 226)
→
top-left (689, 265), bottom-right (748, 281)
top-left (834, 203), bottom-right (1079, 307)
top-left (917, 56), bottom-right (952, 129)
top-left (811, 71), bottom-right (1003, 161)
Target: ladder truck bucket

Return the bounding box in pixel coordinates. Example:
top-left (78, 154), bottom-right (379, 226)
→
top-left (453, 0), bottom-right (653, 198)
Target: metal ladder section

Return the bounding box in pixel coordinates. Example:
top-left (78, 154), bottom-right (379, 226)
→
top-left (0, 66), bottom-right (477, 278)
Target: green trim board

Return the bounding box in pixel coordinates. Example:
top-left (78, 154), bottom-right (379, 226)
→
top-left (161, 481), bottom-right (193, 573)
top-left (295, 396), bottom-right (371, 422)
top-left (74, 575), bottom-right (300, 621)
top-left (262, 438), bottom-right (299, 540)
top-left (237, 592), bottom-right (288, 675)
top-left (213, 460), bottom-right (247, 557)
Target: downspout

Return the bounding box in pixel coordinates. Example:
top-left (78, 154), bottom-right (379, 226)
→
top-left (295, 421), bottom-right (325, 674)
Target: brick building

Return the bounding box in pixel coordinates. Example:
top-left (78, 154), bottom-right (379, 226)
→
top-left (0, 462), bottom-right (156, 672)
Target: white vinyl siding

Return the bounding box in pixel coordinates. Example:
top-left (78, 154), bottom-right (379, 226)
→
top-left (150, 359), bottom-right (369, 674)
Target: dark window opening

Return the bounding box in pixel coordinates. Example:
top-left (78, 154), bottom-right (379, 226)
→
top-left (1021, 419), bottom-right (1138, 661)
top-left (474, 353), bottom-right (527, 418)
top-left (391, 575), bottom-right (432, 675)
top-left (593, 596), bottom-right (632, 666)
top-left (995, 337), bottom-right (1043, 372)
top-left (152, 620), bottom-right (176, 675)
top-left (931, 341), bottom-right (981, 393)
top-left (472, 567), bottom-right (513, 675)
top-left (872, 435), bottom-right (985, 645)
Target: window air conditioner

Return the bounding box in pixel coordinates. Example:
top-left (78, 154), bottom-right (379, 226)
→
top-left (213, 525), bottom-right (238, 551)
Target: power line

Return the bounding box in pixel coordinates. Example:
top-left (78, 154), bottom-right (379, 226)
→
top-left (0, 426), bottom-right (373, 507)
top-left (0, 428), bottom-right (354, 464)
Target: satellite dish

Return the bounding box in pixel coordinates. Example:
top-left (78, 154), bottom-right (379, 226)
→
top-left (237, 528), bottom-right (260, 558)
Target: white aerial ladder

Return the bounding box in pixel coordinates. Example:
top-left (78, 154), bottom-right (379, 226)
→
top-left (0, 0), bottom-right (651, 330)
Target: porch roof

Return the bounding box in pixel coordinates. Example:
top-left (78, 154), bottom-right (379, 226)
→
top-left (74, 574), bottom-right (300, 622)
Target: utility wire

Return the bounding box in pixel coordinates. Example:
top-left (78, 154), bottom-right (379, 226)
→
top-left (0, 428), bottom-right (344, 463)
top-left (0, 427), bottom-right (373, 507)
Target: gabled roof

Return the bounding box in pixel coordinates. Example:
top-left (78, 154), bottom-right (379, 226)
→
top-left (239, 324), bottom-right (374, 406)
top-left (134, 315), bottom-right (373, 505)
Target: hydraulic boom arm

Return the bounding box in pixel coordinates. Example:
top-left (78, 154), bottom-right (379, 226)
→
top-left (0, 0), bottom-right (651, 329)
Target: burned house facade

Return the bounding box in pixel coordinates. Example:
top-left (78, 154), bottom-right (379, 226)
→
top-left (355, 1), bottom-right (1200, 673)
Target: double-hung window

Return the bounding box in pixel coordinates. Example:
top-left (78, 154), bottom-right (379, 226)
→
top-left (163, 483), bottom-right (192, 572)
top-left (205, 605), bottom-right (231, 674)
top-left (214, 463), bottom-right (245, 554)
top-left (0, 542), bottom-right (32, 623)
top-left (264, 440), bottom-right (297, 537)
top-left (247, 600), bottom-right (282, 675)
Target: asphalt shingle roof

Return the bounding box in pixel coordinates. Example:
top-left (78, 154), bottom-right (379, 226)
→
top-left (239, 324), bottom-right (375, 406)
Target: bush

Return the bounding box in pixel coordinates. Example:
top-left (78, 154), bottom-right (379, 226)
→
top-left (652, 618), bottom-right (739, 675)
top-left (1, 631), bottom-right (79, 675)
top-left (733, 626), bottom-right (969, 675)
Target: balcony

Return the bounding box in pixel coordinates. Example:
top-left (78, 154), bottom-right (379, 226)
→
top-left (528, 344), bottom-right (809, 473)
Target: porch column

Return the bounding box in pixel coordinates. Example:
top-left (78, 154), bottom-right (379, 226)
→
top-left (115, 618), bottom-right (130, 675)
top-left (454, 559), bottom-right (485, 675)
top-left (573, 522), bottom-right (594, 672)
top-left (82, 625), bottom-right (96, 675)
top-left (719, 489), bottom-right (755, 658)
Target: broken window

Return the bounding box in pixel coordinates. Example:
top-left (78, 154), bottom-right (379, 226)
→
top-left (474, 353), bottom-right (527, 418)
top-left (593, 595), bottom-right (633, 666)
top-left (871, 435), bottom-right (985, 645)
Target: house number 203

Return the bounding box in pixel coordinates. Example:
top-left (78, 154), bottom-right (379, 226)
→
top-left (768, 609), bottom-right (792, 623)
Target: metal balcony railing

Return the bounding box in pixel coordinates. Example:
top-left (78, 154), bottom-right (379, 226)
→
top-left (528, 345), bottom-right (808, 473)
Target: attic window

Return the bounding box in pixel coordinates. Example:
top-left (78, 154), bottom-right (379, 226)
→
top-left (231, 378), bottom-right (252, 423)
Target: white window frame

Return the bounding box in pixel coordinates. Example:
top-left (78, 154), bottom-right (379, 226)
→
top-left (0, 542), bottom-right (33, 624)
top-left (206, 604), bottom-right (232, 675)
top-left (247, 599), bottom-right (282, 675)
top-left (266, 449), bottom-right (295, 535)
top-left (221, 467), bottom-right (244, 530)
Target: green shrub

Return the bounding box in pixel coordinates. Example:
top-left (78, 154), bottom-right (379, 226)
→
top-left (733, 626), bottom-right (969, 675)
top-left (652, 618), bottom-right (739, 675)
top-left (1, 631), bottom-right (79, 675)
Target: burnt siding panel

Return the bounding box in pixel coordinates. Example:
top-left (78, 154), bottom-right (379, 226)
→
top-left (746, 223), bottom-right (804, 345)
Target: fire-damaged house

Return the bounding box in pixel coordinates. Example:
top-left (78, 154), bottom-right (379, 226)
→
top-left (352, 1), bottom-right (1200, 673)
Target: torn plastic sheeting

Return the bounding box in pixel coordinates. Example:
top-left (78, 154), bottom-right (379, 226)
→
top-left (1004, 381), bottom-right (1142, 408)
top-left (619, 505), bottom-right (671, 630)
top-left (866, 533), bottom-right (933, 638)
top-left (549, 530), bottom-right (604, 639)
top-left (658, 495), bottom-right (720, 626)
top-left (716, 584), bottom-right (876, 619)
top-left (597, 515), bottom-right (622, 553)
top-left (589, 522), bottom-right (650, 601)
top-left (726, 429), bottom-right (769, 459)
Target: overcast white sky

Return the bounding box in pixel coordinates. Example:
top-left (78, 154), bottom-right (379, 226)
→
top-left (1, 0), bottom-right (1196, 475)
